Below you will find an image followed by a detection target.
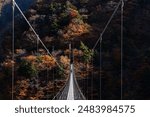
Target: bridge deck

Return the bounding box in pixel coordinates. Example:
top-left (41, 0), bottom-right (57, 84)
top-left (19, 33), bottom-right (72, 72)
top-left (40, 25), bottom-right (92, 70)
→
top-left (54, 64), bottom-right (85, 100)
top-left (67, 64), bottom-right (74, 100)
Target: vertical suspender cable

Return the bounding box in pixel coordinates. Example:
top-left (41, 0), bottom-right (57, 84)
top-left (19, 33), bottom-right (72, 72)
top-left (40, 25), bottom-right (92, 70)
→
top-left (91, 51), bottom-right (94, 100)
top-left (100, 37), bottom-right (102, 100)
top-left (87, 45), bottom-right (89, 99)
top-left (46, 68), bottom-right (48, 99)
top-left (91, 0), bottom-right (123, 100)
top-left (121, 0), bottom-right (124, 100)
top-left (36, 18), bottom-right (38, 54)
top-left (52, 46), bottom-right (55, 98)
top-left (36, 25), bottom-right (39, 99)
top-left (12, 0), bottom-right (15, 100)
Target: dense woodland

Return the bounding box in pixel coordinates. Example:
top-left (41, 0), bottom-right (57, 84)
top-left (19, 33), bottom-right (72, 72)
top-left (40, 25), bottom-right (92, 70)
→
top-left (0, 0), bottom-right (150, 100)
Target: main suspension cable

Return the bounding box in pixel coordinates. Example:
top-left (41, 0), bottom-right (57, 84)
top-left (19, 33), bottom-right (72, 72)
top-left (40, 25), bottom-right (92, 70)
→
top-left (92, 0), bottom-right (122, 50)
top-left (121, 0), bottom-right (124, 100)
top-left (14, 1), bottom-right (63, 71)
top-left (99, 37), bottom-right (102, 100)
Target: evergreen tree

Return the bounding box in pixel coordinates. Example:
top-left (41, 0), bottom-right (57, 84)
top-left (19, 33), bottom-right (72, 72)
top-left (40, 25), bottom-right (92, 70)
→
top-left (80, 41), bottom-right (94, 64)
top-left (18, 60), bottom-right (37, 78)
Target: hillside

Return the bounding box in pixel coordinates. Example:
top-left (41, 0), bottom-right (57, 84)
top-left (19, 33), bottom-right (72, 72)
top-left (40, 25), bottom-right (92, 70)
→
top-left (0, 0), bottom-right (150, 100)
top-left (0, 0), bottom-right (11, 12)
top-left (0, 0), bottom-right (35, 32)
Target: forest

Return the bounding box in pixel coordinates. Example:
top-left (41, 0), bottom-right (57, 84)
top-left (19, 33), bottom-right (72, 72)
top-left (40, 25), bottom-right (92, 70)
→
top-left (0, 0), bottom-right (150, 100)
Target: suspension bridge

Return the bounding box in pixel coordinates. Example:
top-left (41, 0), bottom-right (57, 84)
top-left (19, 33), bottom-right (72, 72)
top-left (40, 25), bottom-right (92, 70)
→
top-left (12, 0), bottom-right (124, 100)
top-left (53, 44), bottom-right (86, 100)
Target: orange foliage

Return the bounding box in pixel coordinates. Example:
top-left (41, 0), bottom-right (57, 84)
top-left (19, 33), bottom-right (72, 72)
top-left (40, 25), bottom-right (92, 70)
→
top-left (41, 55), bottom-right (54, 62)
top-left (15, 79), bottom-right (30, 99)
top-left (60, 56), bottom-right (70, 67)
top-left (19, 90), bottom-right (27, 97)
top-left (64, 49), bottom-right (70, 55)
top-left (62, 20), bottom-right (91, 40)
top-left (69, 9), bottom-right (78, 18)
top-left (40, 55), bottom-right (56, 69)
top-left (23, 55), bottom-right (36, 62)
top-left (35, 91), bottom-right (44, 99)
top-left (64, 49), bottom-right (83, 57)
top-left (73, 49), bottom-right (83, 56)
top-left (2, 59), bottom-right (15, 68)
top-left (22, 55), bottom-right (56, 70)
